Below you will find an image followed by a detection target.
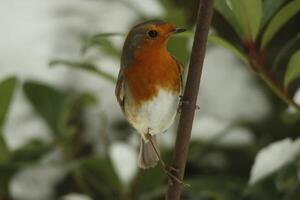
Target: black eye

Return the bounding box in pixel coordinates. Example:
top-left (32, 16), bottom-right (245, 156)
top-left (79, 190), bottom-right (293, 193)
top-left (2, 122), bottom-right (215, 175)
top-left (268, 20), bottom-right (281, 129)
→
top-left (148, 30), bottom-right (158, 38)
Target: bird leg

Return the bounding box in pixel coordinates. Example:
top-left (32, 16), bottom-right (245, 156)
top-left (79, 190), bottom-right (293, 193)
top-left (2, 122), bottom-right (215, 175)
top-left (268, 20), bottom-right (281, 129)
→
top-left (178, 95), bottom-right (200, 113)
top-left (145, 131), bottom-right (189, 187)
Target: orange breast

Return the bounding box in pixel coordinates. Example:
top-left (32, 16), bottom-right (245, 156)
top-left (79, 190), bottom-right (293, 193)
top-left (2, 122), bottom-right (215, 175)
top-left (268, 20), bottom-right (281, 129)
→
top-left (124, 48), bottom-right (181, 105)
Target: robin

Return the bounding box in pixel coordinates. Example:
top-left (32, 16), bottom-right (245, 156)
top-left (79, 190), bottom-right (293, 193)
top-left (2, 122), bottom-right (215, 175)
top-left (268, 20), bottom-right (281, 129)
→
top-left (115, 20), bottom-right (185, 171)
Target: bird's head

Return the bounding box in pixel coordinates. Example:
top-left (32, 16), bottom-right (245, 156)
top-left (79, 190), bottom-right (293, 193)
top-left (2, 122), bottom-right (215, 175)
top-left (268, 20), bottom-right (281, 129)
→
top-left (122, 21), bottom-right (185, 63)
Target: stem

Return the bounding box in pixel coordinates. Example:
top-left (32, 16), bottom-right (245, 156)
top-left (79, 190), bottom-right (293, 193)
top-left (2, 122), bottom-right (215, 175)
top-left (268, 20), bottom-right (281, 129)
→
top-left (257, 69), bottom-right (300, 111)
top-left (165, 0), bottom-right (214, 199)
top-left (247, 40), bottom-right (300, 111)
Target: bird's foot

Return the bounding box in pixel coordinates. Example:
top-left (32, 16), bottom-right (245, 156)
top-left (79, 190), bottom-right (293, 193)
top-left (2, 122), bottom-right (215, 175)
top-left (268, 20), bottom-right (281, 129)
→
top-left (163, 165), bottom-right (190, 187)
top-left (178, 95), bottom-right (200, 113)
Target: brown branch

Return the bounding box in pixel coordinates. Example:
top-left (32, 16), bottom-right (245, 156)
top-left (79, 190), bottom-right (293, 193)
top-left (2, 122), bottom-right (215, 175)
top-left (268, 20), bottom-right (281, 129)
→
top-left (166, 0), bottom-right (214, 199)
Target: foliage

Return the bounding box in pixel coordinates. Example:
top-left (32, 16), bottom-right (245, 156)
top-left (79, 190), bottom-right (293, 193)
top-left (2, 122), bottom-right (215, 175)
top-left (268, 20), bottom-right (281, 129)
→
top-left (1, 0), bottom-right (300, 199)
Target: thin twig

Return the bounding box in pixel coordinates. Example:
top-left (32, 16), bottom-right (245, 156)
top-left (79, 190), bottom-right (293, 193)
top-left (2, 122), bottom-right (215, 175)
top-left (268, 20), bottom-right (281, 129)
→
top-left (165, 0), bottom-right (214, 199)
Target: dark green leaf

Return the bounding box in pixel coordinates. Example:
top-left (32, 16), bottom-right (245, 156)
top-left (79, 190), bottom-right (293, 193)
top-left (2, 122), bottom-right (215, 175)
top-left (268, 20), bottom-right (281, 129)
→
top-left (284, 50), bottom-right (300, 87)
top-left (272, 34), bottom-right (300, 71)
top-left (72, 157), bottom-right (122, 199)
top-left (24, 80), bottom-right (96, 158)
top-left (275, 163), bottom-right (299, 193)
top-left (49, 59), bottom-right (116, 83)
top-left (23, 81), bottom-right (65, 135)
top-left (284, 183), bottom-right (300, 200)
top-left (246, 161), bottom-right (300, 200)
top-left (131, 167), bottom-right (166, 199)
top-left (246, 173), bottom-right (282, 200)
top-left (11, 140), bottom-right (52, 162)
top-left (0, 164), bottom-right (18, 196)
top-left (261, 1), bottom-right (300, 49)
top-left (281, 111), bottom-right (300, 124)
top-left (261, 0), bottom-right (289, 27)
top-left (0, 131), bottom-right (9, 164)
top-left (214, 0), bottom-right (244, 37)
top-left (57, 92), bottom-right (96, 154)
top-left (0, 77), bottom-right (17, 129)
top-left (184, 176), bottom-right (245, 200)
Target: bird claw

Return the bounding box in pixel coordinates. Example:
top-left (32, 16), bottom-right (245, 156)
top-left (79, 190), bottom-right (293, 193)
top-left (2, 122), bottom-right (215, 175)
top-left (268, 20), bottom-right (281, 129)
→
top-left (163, 166), bottom-right (190, 187)
top-left (178, 96), bottom-right (200, 113)
top-left (166, 165), bottom-right (180, 173)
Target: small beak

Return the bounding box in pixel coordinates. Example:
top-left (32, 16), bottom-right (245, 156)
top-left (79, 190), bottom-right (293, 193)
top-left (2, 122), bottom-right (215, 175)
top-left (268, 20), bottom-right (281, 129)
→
top-left (171, 28), bottom-right (186, 34)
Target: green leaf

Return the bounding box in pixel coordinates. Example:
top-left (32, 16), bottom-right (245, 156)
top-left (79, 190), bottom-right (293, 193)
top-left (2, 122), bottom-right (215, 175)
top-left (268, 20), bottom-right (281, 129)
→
top-left (170, 32), bottom-right (249, 65)
top-left (57, 92), bottom-right (96, 154)
top-left (261, 1), bottom-right (300, 49)
top-left (0, 77), bottom-right (17, 129)
top-left (24, 80), bottom-right (96, 156)
top-left (75, 92), bottom-right (97, 106)
top-left (0, 131), bottom-right (9, 164)
top-left (272, 35), bottom-right (300, 71)
top-left (0, 164), bottom-right (18, 196)
top-left (0, 77), bottom-right (17, 164)
top-left (284, 50), bottom-right (300, 87)
top-left (161, 0), bottom-right (186, 26)
top-left (49, 59), bottom-right (116, 83)
top-left (82, 33), bottom-right (123, 58)
top-left (161, 0), bottom-right (190, 64)
top-left (208, 35), bottom-right (249, 64)
top-left (227, 0), bottom-right (262, 41)
top-left (261, 0), bottom-right (289, 27)
top-left (72, 157), bottom-right (122, 199)
top-left (89, 33), bottom-right (125, 38)
top-left (214, 0), bottom-right (244, 37)
top-left (23, 81), bottom-right (65, 135)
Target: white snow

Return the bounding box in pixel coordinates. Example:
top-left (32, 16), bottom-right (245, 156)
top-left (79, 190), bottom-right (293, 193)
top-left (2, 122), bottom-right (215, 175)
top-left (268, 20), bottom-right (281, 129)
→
top-left (249, 138), bottom-right (300, 185)
top-left (10, 164), bottom-right (65, 200)
top-left (293, 88), bottom-right (300, 105)
top-left (198, 46), bottom-right (271, 123)
top-left (109, 142), bottom-right (138, 184)
top-left (192, 115), bottom-right (254, 146)
top-left (61, 193), bottom-right (92, 200)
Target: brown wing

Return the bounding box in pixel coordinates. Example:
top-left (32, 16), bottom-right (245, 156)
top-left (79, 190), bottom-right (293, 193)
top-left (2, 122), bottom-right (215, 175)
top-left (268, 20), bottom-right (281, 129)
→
top-left (172, 56), bottom-right (184, 94)
top-left (115, 68), bottom-right (126, 112)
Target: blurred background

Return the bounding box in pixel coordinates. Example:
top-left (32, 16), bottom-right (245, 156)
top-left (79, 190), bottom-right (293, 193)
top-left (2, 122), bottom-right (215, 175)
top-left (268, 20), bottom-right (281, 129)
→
top-left (1, 0), bottom-right (300, 200)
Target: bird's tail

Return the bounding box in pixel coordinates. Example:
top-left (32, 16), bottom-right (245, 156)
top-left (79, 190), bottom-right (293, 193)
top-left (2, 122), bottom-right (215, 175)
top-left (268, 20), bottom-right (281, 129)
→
top-left (138, 135), bottom-right (160, 169)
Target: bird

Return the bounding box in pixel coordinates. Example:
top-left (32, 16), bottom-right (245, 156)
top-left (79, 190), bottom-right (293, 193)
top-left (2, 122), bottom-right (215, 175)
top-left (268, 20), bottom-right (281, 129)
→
top-left (115, 20), bottom-right (185, 170)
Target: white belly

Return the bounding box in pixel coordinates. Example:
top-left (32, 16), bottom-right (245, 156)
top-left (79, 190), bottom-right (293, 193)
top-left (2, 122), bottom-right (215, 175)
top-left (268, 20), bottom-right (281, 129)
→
top-left (124, 89), bottom-right (180, 139)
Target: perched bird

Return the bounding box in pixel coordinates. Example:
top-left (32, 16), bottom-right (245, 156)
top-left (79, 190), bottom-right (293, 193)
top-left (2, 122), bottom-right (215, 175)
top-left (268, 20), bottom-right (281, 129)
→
top-left (115, 20), bottom-right (185, 169)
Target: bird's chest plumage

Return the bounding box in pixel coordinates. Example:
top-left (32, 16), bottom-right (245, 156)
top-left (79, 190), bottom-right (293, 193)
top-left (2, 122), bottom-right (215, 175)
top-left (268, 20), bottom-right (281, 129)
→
top-left (124, 50), bottom-right (181, 104)
top-left (123, 52), bottom-right (181, 137)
